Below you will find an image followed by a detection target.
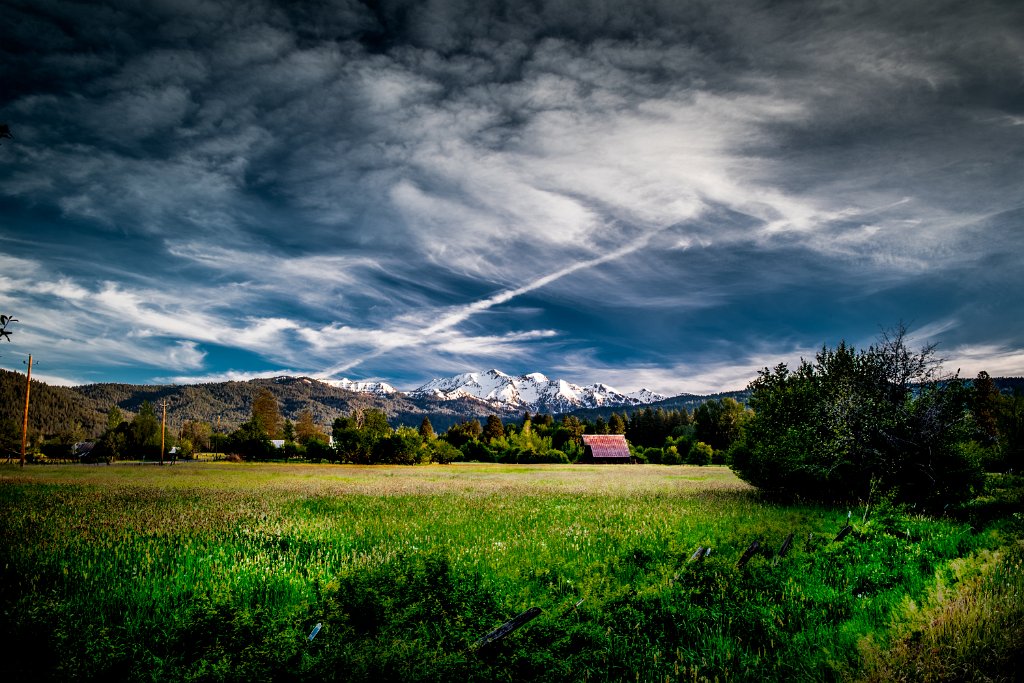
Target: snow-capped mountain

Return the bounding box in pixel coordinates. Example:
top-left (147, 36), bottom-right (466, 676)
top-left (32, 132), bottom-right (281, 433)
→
top-left (318, 378), bottom-right (398, 396)
top-left (408, 369), bottom-right (665, 413)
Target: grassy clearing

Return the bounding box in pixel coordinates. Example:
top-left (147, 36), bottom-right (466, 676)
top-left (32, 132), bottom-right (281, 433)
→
top-left (0, 463), bottom-right (1019, 681)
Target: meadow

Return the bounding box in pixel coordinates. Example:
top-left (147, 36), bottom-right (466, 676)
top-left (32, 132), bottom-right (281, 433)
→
top-left (1, 462), bottom-right (1021, 682)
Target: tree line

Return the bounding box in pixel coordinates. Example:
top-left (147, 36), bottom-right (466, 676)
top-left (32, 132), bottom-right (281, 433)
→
top-left (76, 385), bottom-right (752, 467)
top-left (19, 324), bottom-right (1024, 511)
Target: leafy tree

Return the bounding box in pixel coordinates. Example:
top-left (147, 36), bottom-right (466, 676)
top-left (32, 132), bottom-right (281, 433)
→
top-left (660, 445), bottom-right (680, 465)
top-left (732, 328), bottom-right (983, 508)
top-left (226, 418), bottom-right (274, 461)
top-left (176, 438), bottom-right (194, 459)
top-left (130, 401), bottom-right (161, 459)
top-left (251, 388), bottom-right (281, 439)
top-left (972, 371), bottom-right (1000, 445)
top-left (332, 416), bottom-right (364, 463)
top-left (0, 418), bottom-right (20, 456)
top-left (688, 441), bottom-right (713, 466)
top-left (444, 419), bottom-right (482, 448)
top-left (304, 438), bottom-right (334, 463)
top-left (419, 417), bottom-right (435, 441)
top-left (106, 406), bottom-right (125, 433)
top-left (608, 412), bottom-right (627, 435)
top-left (331, 410), bottom-right (393, 463)
top-left (97, 429), bottom-right (126, 462)
top-left (180, 420), bottom-right (211, 452)
top-left (360, 409), bottom-right (393, 442)
top-left (428, 439), bottom-right (460, 464)
top-left (372, 427), bottom-right (424, 465)
top-left (693, 398), bottom-right (748, 452)
top-left (552, 415), bottom-right (584, 452)
top-left (997, 390), bottom-right (1024, 471)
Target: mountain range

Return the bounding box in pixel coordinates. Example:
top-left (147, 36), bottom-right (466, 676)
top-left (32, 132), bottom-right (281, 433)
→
top-left (407, 369), bottom-right (665, 413)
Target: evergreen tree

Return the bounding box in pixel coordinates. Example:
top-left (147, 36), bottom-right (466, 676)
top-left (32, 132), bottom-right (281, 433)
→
top-left (483, 415), bottom-right (505, 443)
top-left (295, 409), bottom-right (324, 444)
top-left (419, 417), bottom-right (435, 440)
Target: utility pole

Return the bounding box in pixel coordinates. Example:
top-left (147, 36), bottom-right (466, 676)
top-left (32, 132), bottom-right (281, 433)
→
top-left (20, 354), bottom-right (37, 467)
top-left (160, 400), bottom-right (167, 466)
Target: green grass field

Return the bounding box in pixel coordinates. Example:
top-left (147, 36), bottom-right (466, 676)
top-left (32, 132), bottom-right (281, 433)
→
top-left (1, 462), bottom-right (1021, 682)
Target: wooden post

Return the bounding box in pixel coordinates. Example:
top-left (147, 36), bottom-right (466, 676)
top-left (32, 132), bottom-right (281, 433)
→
top-left (773, 533), bottom-right (794, 567)
top-left (737, 539), bottom-right (760, 568)
top-left (472, 606), bottom-right (543, 651)
top-left (20, 354), bottom-right (33, 467)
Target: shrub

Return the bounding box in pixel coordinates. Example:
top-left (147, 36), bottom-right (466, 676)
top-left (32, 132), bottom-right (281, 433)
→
top-left (688, 441), bottom-right (713, 466)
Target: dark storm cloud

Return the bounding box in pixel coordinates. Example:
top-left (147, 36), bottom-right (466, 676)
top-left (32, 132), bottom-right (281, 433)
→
top-left (1, 0), bottom-right (1022, 390)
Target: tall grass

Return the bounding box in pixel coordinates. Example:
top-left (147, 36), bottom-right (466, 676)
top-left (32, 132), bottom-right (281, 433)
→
top-left (0, 463), bottom-right (1017, 681)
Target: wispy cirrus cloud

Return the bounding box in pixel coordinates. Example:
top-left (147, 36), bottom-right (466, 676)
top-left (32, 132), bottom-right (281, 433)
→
top-left (1, 0), bottom-right (1021, 390)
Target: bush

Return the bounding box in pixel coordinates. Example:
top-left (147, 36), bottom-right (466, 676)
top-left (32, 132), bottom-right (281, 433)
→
top-left (305, 438), bottom-right (335, 463)
top-left (688, 441), bottom-right (713, 466)
top-left (660, 445), bottom-right (681, 465)
top-left (429, 440), bottom-right (460, 464)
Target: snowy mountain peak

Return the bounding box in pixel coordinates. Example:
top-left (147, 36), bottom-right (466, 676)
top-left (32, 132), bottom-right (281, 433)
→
top-left (319, 377), bottom-right (398, 396)
top-left (408, 370), bottom-right (666, 413)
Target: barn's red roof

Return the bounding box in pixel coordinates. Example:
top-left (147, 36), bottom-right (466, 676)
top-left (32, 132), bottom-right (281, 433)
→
top-left (581, 434), bottom-right (631, 460)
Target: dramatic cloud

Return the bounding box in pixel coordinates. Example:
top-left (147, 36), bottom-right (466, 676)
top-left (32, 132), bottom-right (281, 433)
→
top-left (1, 0), bottom-right (1022, 391)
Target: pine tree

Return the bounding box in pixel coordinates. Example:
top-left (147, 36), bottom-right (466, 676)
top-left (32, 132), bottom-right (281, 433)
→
top-left (483, 415), bottom-right (505, 442)
top-left (295, 409), bottom-right (324, 444)
top-left (419, 417), bottom-right (435, 440)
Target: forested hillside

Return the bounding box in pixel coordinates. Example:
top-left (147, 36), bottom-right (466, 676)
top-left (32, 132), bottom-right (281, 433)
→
top-left (0, 369), bottom-right (108, 438)
top-left (1, 373), bottom-right (518, 439)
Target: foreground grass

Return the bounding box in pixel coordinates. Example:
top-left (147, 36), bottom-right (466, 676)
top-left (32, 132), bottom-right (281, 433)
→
top-left (0, 463), bottom-right (1020, 681)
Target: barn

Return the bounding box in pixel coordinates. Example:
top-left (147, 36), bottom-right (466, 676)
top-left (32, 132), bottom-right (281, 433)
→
top-left (580, 434), bottom-right (632, 464)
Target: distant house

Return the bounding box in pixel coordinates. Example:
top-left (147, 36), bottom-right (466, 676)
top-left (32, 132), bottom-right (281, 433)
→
top-left (580, 434), bottom-right (632, 464)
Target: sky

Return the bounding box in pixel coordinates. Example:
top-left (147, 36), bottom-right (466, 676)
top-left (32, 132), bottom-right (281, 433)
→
top-left (1, 0), bottom-right (1023, 395)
